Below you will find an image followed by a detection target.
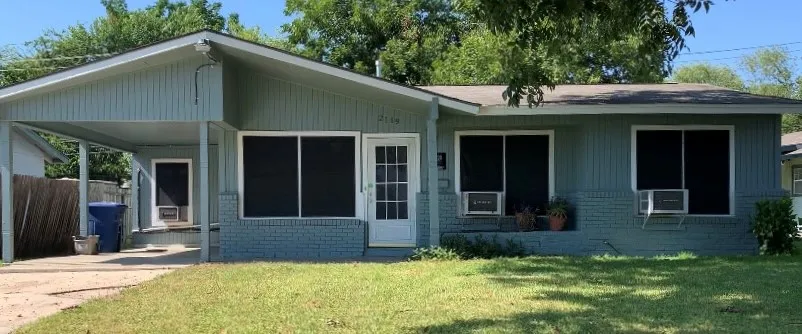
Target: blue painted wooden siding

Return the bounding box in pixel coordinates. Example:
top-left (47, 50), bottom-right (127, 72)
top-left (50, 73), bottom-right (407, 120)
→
top-left (134, 146), bottom-right (219, 229)
top-left (226, 68), bottom-right (429, 192)
top-left (438, 113), bottom-right (781, 193)
top-left (222, 63), bottom-right (239, 127)
top-left (1, 56), bottom-right (222, 121)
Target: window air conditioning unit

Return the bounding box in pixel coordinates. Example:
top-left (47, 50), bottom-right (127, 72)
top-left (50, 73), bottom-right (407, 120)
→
top-left (157, 206), bottom-right (180, 222)
top-left (638, 189), bottom-right (688, 215)
top-left (461, 192), bottom-right (503, 216)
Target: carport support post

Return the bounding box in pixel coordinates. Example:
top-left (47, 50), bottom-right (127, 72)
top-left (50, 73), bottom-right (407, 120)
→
top-left (79, 139), bottom-right (89, 236)
top-left (1, 121), bottom-right (14, 263)
top-left (199, 122), bottom-right (210, 262)
top-left (130, 159), bottom-right (140, 232)
top-left (427, 98), bottom-right (440, 246)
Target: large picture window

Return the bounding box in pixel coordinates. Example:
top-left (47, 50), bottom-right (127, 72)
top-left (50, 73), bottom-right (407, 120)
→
top-left (633, 126), bottom-right (733, 215)
top-left (456, 131), bottom-right (553, 215)
top-left (239, 132), bottom-right (358, 218)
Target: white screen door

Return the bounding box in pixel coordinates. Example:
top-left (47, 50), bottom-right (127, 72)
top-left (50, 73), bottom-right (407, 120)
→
top-left (365, 136), bottom-right (418, 247)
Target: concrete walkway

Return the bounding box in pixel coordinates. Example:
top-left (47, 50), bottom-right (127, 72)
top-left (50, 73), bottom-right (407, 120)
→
top-left (0, 247), bottom-right (200, 273)
top-left (0, 248), bottom-right (198, 333)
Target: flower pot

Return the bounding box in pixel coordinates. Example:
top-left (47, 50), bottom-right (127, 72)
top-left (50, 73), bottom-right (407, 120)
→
top-left (549, 215), bottom-right (566, 231)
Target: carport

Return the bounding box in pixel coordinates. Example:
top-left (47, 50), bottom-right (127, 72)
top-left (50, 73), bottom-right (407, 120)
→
top-left (0, 32), bottom-right (231, 263)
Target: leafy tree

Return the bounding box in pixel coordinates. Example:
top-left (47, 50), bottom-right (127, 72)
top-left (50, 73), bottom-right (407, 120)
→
top-left (671, 63), bottom-right (745, 91)
top-left (741, 47), bottom-right (800, 99)
top-left (430, 28), bottom-right (506, 85)
top-left (43, 134), bottom-right (131, 184)
top-left (282, 0), bottom-right (467, 85)
top-left (283, 1), bottom-right (672, 87)
top-left (740, 47), bottom-right (802, 133)
top-left (430, 23), bottom-right (667, 86)
top-left (673, 47), bottom-right (802, 133)
top-left (455, 0), bottom-right (722, 106)
top-left (0, 0), bottom-right (272, 181)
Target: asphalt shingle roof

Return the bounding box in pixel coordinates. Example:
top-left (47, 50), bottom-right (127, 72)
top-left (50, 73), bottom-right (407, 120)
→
top-left (782, 131), bottom-right (802, 146)
top-left (418, 83), bottom-right (802, 106)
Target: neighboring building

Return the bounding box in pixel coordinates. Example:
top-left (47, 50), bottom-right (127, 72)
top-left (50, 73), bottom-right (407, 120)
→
top-left (0, 30), bottom-right (799, 263)
top-left (780, 131), bottom-right (802, 215)
top-left (9, 127), bottom-right (67, 177)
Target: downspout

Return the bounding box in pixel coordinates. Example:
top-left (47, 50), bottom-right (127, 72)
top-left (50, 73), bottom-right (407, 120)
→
top-left (427, 97), bottom-right (440, 246)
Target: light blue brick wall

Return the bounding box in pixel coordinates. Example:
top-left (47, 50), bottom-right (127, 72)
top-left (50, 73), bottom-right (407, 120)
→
top-left (218, 193), bottom-right (366, 260)
top-left (445, 190), bottom-right (784, 256)
top-left (416, 192), bottom-right (430, 247)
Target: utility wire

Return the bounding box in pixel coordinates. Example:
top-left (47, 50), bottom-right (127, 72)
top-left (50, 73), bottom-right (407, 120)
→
top-left (681, 41), bottom-right (802, 55)
top-left (0, 66), bottom-right (70, 72)
top-left (3, 53), bottom-right (115, 62)
top-left (674, 49), bottom-right (802, 63)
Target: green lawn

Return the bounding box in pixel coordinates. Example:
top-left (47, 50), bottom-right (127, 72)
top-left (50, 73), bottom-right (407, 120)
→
top-left (20, 248), bottom-right (802, 334)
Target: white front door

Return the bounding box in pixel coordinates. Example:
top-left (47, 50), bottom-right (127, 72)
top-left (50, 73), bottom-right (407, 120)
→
top-left (365, 136), bottom-right (418, 247)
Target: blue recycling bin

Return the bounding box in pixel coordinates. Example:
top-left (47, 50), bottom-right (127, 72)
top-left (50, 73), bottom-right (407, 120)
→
top-left (88, 202), bottom-right (127, 253)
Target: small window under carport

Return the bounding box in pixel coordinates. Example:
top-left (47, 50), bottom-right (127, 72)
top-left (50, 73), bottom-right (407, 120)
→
top-left (152, 158), bottom-right (192, 227)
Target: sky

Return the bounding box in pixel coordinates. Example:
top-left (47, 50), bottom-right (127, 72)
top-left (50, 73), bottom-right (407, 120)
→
top-left (1, 0), bottom-right (800, 74)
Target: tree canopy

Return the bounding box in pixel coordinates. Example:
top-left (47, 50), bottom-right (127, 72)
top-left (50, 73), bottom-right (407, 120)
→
top-left (455, 0), bottom-right (720, 106)
top-left (672, 47), bottom-right (802, 133)
top-left (671, 63), bottom-right (745, 91)
top-left (281, 0), bottom-right (678, 89)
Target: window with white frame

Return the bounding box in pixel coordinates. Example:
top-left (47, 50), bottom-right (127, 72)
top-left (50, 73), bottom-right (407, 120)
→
top-left (792, 166), bottom-right (802, 196)
top-left (152, 159), bottom-right (192, 225)
top-left (455, 131), bottom-right (553, 215)
top-left (239, 132), bottom-right (358, 218)
top-left (633, 126), bottom-right (733, 215)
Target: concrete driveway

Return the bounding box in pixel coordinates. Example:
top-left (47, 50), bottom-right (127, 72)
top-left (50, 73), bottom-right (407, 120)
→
top-left (0, 248), bottom-right (198, 333)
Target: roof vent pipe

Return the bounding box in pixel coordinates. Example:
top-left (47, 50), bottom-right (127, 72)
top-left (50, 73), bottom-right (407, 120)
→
top-left (375, 59), bottom-right (382, 78)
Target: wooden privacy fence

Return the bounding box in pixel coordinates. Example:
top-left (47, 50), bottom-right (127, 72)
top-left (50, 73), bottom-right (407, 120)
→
top-left (0, 176), bottom-right (132, 260)
top-left (0, 175), bottom-right (79, 259)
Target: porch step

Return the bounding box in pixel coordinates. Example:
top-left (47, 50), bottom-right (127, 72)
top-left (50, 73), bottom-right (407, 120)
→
top-left (364, 248), bottom-right (415, 258)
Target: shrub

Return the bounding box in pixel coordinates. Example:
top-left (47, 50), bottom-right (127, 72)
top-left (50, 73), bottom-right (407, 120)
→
top-left (409, 235), bottom-right (526, 261)
top-left (442, 234), bottom-right (526, 259)
top-left (408, 246), bottom-right (461, 261)
top-left (751, 197), bottom-right (797, 255)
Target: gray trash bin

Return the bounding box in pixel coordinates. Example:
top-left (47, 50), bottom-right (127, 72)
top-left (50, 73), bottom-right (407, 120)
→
top-left (73, 235), bottom-right (99, 255)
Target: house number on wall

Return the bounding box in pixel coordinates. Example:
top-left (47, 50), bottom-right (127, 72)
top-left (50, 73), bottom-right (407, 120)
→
top-left (378, 114), bottom-right (401, 125)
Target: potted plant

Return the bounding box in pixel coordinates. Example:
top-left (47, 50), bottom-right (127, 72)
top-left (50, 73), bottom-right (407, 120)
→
top-left (547, 197), bottom-right (570, 231)
top-left (514, 205), bottom-right (537, 231)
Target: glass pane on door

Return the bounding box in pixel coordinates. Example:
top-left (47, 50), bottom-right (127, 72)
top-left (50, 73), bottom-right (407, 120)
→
top-left (375, 145), bottom-right (409, 220)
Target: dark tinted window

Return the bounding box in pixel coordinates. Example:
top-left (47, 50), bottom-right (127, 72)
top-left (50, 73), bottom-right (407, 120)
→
top-left (242, 136), bottom-right (298, 217)
top-left (155, 163), bottom-right (189, 206)
top-left (636, 129), bottom-right (731, 215)
top-left (636, 130), bottom-right (683, 190)
top-left (301, 137), bottom-right (356, 217)
top-left (684, 130), bottom-right (730, 214)
top-left (505, 135), bottom-right (550, 214)
top-left (460, 136), bottom-right (503, 191)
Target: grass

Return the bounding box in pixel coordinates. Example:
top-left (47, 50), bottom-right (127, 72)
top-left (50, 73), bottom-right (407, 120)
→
top-left (19, 244), bottom-right (802, 333)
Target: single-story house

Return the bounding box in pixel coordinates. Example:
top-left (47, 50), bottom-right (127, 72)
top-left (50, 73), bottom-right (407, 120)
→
top-left (8, 127), bottom-right (67, 177)
top-left (0, 30), bottom-right (798, 263)
top-left (780, 131), bottom-right (802, 219)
